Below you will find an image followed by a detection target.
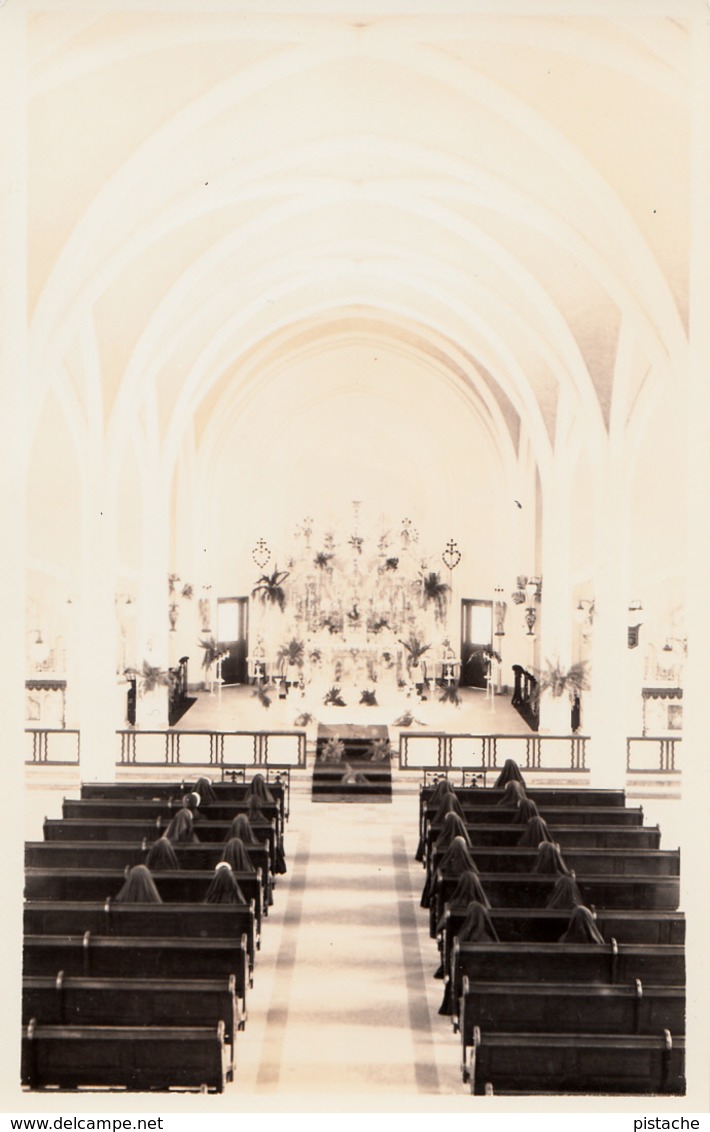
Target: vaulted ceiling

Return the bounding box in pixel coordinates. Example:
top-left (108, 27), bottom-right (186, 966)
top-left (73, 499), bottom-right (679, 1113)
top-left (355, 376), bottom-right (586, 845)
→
top-left (27, 7), bottom-right (692, 498)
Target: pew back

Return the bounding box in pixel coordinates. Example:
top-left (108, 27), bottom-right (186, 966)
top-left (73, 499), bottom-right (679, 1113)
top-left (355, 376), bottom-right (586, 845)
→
top-left (468, 1027), bottom-right (685, 1095)
top-left (22, 1020), bottom-right (228, 1093)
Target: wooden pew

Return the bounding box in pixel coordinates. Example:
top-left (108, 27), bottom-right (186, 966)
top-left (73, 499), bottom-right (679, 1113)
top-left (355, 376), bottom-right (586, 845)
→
top-left (44, 818), bottom-right (279, 870)
top-left (449, 940), bottom-right (686, 1029)
top-left (436, 906), bottom-right (686, 989)
top-left (23, 900), bottom-right (258, 981)
top-left (438, 905), bottom-right (685, 973)
top-left (466, 1026), bottom-right (685, 1095)
top-left (425, 821), bottom-right (662, 852)
top-left (23, 973), bottom-right (239, 1076)
top-left (80, 774), bottom-right (289, 832)
top-left (24, 866), bottom-right (261, 922)
top-left (21, 1019), bottom-right (229, 1093)
top-left (459, 977), bottom-right (685, 1083)
top-left (22, 933), bottom-right (249, 1023)
top-left (25, 842), bottom-right (272, 910)
top-left (430, 871), bottom-right (681, 937)
top-left (421, 784), bottom-right (627, 805)
top-left (418, 785), bottom-right (628, 838)
top-left (425, 804), bottom-right (645, 829)
top-left (62, 797), bottom-right (281, 829)
top-left (426, 845), bottom-right (680, 878)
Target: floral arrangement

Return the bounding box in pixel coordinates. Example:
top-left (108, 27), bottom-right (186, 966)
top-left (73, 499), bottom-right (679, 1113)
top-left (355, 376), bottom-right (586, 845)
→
top-left (321, 614), bottom-right (343, 635)
top-left (367, 615), bottom-right (390, 635)
top-left (368, 738), bottom-right (392, 761)
top-left (359, 688), bottom-right (378, 706)
top-left (323, 685), bottom-right (347, 707)
top-left (127, 660), bottom-right (171, 694)
top-left (392, 710), bottom-right (426, 728)
top-left (537, 659), bottom-right (589, 698)
top-left (320, 736), bottom-right (345, 762)
top-left (294, 712), bottom-right (315, 727)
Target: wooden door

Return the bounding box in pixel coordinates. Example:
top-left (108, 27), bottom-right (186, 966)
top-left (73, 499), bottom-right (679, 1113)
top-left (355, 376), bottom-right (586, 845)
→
top-left (217, 597), bottom-right (249, 685)
top-left (460, 599), bottom-right (493, 688)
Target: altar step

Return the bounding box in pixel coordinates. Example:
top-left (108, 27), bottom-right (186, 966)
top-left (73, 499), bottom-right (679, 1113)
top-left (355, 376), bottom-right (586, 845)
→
top-left (311, 729), bottom-right (393, 803)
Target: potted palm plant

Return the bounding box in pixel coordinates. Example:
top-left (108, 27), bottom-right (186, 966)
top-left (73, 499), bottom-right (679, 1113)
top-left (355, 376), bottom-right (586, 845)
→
top-left (398, 635), bottom-right (431, 682)
top-left (199, 636), bottom-right (225, 692)
top-left (536, 658), bottom-right (589, 733)
top-left (420, 571), bottom-right (450, 623)
top-left (251, 566), bottom-right (289, 612)
top-left (126, 660), bottom-right (172, 727)
top-left (277, 637), bottom-right (305, 688)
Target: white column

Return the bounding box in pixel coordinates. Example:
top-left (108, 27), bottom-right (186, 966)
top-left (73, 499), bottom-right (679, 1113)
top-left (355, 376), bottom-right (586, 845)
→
top-left (537, 459), bottom-right (574, 733)
top-left (77, 475), bottom-right (121, 781)
top-left (0, 13), bottom-right (28, 1062)
top-left (683, 10), bottom-right (710, 1107)
top-left (135, 475), bottom-right (171, 728)
top-left (585, 451), bottom-right (630, 788)
top-left (0, 4), bottom-right (27, 737)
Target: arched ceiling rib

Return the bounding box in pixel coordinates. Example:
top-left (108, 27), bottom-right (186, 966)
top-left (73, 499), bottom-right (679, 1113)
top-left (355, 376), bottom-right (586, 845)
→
top-left (26, 9), bottom-right (691, 494)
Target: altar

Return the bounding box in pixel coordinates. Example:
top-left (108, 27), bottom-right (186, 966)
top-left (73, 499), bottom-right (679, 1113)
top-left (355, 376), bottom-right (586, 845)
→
top-left (248, 504), bottom-right (463, 700)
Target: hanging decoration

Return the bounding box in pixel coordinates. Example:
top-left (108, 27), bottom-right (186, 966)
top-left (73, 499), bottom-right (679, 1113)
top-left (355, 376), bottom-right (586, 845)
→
top-left (252, 539), bottom-right (271, 569)
top-left (441, 539), bottom-right (461, 573)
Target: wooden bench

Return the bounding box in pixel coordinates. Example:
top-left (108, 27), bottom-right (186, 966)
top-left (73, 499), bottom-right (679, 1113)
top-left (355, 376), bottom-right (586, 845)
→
top-left (25, 864), bottom-right (260, 911)
top-left (436, 907), bottom-right (685, 994)
top-left (44, 818), bottom-right (279, 870)
top-left (424, 804), bottom-right (645, 829)
top-left (22, 933), bottom-right (249, 1023)
top-left (62, 797), bottom-right (281, 829)
top-left (25, 842), bottom-right (272, 910)
top-left (466, 1026), bottom-right (685, 1095)
top-left (426, 845), bottom-right (680, 878)
top-left (81, 774), bottom-right (289, 831)
top-left (458, 977), bottom-right (685, 1083)
top-left (449, 940), bottom-right (686, 1029)
top-left (430, 871), bottom-right (681, 936)
top-left (21, 1019), bottom-right (229, 1093)
top-left (23, 973), bottom-right (239, 1076)
top-left (425, 821), bottom-right (662, 852)
top-left (437, 906), bottom-right (685, 981)
top-left (419, 785), bottom-right (628, 829)
top-left (23, 900), bottom-right (258, 981)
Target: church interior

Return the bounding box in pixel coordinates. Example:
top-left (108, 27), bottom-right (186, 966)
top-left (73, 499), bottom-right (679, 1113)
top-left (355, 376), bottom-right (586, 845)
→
top-left (3, 0), bottom-right (710, 1111)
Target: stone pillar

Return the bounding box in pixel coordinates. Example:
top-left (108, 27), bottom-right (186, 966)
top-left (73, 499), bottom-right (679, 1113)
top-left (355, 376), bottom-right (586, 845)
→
top-left (683, 10), bottom-right (710, 1105)
top-left (135, 475), bottom-right (171, 729)
top-left (0, 17), bottom-right (28, 1055)
top-left (585, 450), bottom-right (630, 788)
top-left (537, 459), bottom-right (574, 734)
top-left (77, 474), bottom-right (121, 781)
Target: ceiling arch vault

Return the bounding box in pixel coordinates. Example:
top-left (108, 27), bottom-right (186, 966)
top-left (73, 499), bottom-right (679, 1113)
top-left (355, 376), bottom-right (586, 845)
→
top-left (20, 3), bottom-right (695, 620)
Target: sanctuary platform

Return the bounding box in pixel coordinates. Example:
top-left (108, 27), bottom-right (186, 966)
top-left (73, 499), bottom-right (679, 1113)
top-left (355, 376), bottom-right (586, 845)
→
top-left (312, 723), bottom-right (393, 803)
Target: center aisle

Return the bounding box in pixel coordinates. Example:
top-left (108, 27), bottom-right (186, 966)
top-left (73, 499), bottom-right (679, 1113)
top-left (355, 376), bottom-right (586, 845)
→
top-left (230, 777), bottom-right (463, 1097)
